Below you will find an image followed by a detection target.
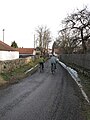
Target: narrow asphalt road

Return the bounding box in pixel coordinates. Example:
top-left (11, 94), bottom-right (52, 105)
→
top-left (0, 60), bottom-right (86, 120)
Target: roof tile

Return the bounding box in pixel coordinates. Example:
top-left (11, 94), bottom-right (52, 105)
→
top-left (0, 40), bottom-right (16, 51)
top-left (16, 48), bottom-right (35, 54)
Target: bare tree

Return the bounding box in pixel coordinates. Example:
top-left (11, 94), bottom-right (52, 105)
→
top-left (62, 7), bottom-right (90, 53)
top-left (35, 25), bottom-right (52, 54)
top-left (52, 41), bottom-right (56, 54)
top-left (36, 26), bottom-right (43, 48)
top-left (56, 28), bottom-right (80, 53)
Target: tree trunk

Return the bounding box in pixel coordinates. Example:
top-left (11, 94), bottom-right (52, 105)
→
top-left (81, 30), bottom-right (87, 53)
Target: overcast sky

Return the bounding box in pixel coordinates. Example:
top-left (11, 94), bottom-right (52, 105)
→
top-left (0, 0), bottom-right (90, 48)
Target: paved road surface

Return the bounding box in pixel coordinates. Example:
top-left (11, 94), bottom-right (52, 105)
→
top-left (0, 60), bottom-right (86, 120)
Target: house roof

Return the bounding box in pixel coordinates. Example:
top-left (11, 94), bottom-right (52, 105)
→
top-left (16, 48), bottom-right (35, 54)
top-left (0, 40), bottom-right (16, 51)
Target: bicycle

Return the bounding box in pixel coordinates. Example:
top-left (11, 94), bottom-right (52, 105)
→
top-left (51, 63), bottom-right (56, 74)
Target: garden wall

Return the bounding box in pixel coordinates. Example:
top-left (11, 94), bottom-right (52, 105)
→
top-left (0, 57), bottom-right (32, 73)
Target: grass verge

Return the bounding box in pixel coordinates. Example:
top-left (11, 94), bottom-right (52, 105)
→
top-left (78, 73), bottom-right (90, 120)
top-left (0, 59), bottom-right (39, 88)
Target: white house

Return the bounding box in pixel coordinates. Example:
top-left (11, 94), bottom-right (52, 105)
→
top-left (0, 40), bottom-right (19, 61)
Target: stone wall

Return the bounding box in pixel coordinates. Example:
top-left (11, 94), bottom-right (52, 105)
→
top-left (0, 57), bottom-right (32, 73)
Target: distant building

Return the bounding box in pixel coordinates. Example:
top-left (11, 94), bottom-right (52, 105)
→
top-left (0, 40), bottom-right (19, 61)
top-left (16, 48), bottom-right (36, 58)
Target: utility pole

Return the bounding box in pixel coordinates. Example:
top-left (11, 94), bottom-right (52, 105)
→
top-left (34, 34), bottom-right (35, 48)
top-left (3, 29), bottom-right (5, 42)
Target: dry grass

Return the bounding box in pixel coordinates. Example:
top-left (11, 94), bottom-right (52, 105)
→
top-left (0, 76), bottom-right (8, 86)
